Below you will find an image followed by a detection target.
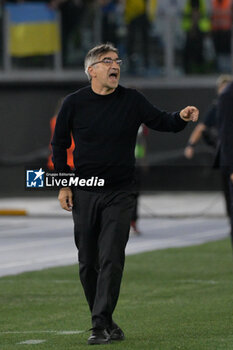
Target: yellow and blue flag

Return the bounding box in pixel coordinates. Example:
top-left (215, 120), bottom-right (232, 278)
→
top-left (6, 2), bottom-right (61, 57)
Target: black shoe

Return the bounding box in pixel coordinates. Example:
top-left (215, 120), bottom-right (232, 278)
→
top-left (107, 322), bottom-right (125, 341)
top-left (87, 328), bottom-right (111, 345)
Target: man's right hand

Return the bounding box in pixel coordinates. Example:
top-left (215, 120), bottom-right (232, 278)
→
top-left (58, 187), bottom-right (73, 211)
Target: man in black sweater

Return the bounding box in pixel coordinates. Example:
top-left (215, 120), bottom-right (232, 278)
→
top-left (52, 43), bottom-right (199, 345)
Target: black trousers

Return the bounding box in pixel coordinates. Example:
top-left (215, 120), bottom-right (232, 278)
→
top-left (72, 189), bottom-right (135, 328)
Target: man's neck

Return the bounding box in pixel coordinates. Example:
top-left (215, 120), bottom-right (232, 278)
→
top-left (91, 82), bottom-right (116, 95)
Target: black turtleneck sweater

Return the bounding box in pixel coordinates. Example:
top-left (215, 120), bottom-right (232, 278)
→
top-left (51, 85), bottom-right (187, 188)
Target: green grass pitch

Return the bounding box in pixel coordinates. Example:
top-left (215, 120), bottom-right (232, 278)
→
top-left (0, 238), bottom-right (233, 350)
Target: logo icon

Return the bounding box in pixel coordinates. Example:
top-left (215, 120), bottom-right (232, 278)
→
top-left (26, 168), bottom-right (45, 188)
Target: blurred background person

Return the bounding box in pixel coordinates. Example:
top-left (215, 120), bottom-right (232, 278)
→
top-left (130, 124), bottom-right (149, 236)
top-left (184, 74), bottom-right (233, 219)
top-left (49, 0), bottom-right (85, 67)
top-left (48, 98), bottom-right (75, 170)
top-left (124, 0), bottom-right (157, 75)
top-left (99, 0), bottom-right (119, 46)
top-left (211, 0), bottom-right (233, 73)
top-left (215, 80), bottom-right (233, 248)
top-left (182, 0), bottom-right (211, 74)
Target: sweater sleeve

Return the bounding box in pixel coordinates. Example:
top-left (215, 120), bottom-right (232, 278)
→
top-left (136, 90), bottom-right (187, 132)
top-left (51, 97), bottom-right (73, 172)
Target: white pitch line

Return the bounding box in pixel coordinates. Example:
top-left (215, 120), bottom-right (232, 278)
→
top-left (0, 279), bottom-right (77, 284)
top-left (178, 279), bottom-right (219, 285)
top-left (18, 340), bottom-right (46, 345)
top-left (57, 331), bottom-right (84, 335)
top-left (0, 330), bottom-right (84, 335)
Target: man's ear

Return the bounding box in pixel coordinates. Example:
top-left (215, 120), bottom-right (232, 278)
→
top-left (88, 66), bottom-right (96, 80)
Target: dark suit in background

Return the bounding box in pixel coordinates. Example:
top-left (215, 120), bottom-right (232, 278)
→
top-left (216, 81), bottom-right (233, 248)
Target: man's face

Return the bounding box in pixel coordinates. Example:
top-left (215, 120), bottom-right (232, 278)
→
top-left (89, 51), bottom-right (121, 91)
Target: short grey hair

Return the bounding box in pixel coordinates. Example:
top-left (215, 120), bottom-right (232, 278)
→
top-left (84, 43), bottom-right (119, 81)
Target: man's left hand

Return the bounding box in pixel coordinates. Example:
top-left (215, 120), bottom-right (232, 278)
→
top-left (180, 106), bottom-right (199, 122)
top-left (230, 173), bottom-right (233, 183)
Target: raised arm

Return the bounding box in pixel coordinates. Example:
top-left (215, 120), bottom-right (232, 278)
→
top-left (138, 91), bottom-right (199, 132)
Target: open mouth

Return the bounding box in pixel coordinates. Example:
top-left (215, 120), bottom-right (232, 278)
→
top-left (109, 72), bottom-right (118, 80)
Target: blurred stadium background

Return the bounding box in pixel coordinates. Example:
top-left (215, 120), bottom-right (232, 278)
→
top-left (0, 0), bottom-right (232, 196)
